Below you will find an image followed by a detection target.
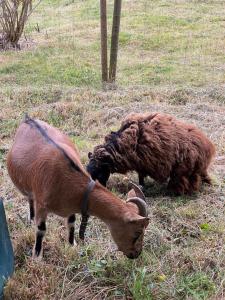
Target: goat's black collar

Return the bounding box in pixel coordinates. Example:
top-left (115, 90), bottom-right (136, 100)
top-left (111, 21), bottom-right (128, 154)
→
top-left (79, 178), bottom-right (96, 240)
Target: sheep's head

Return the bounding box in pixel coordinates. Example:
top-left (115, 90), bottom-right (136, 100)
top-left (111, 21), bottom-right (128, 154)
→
top-left (109, 183), bottom-right (149, 259)
top-left (87, 147), bottom-right (113, 186)
top-left (87, 122), bottom-right (140, 186)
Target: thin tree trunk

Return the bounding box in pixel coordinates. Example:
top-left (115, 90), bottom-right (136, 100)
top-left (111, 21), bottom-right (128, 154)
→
top-left (109, 0), bottom-right (122, 82)
top-left (100, 0), bottom-right (108, 82)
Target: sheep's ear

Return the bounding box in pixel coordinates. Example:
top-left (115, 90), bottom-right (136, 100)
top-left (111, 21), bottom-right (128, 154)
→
top-left (88, 152), bottom-right (92, 159)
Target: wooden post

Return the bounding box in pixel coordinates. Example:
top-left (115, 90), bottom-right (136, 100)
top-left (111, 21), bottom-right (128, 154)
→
top-left (100, 0), bottom-right (108, 82)
top-left (109, 0), bottom-right (122, 82)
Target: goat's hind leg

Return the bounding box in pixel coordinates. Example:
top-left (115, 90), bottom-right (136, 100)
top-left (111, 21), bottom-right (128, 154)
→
top-left (33, 207), bottom-right (47, 259)
top-left (28, 196), bottom-right (35, 222)
top-left (67, 214), bottom-right (77, 246)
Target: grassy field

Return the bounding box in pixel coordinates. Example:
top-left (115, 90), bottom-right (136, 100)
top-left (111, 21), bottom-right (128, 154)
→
top-left (0, 0), bottom-right (225, 299)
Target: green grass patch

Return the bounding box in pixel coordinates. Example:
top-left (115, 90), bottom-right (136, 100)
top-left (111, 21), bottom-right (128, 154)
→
top-left (119, 32), bottom-right (133, 46)
top-left (1, 0), bottom-right (225, 88)
top-left (0, 46), bottom-right (99, 87)
top-left (0, 119), bottom-right (20, 138)
top-left (130, 267), bottom-right (153, 300)
top-left (177, 272), bottom-right (216, 299)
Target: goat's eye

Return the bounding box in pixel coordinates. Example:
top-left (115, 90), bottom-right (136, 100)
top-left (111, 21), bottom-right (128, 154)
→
top-left (133, 236), bottom-right (139, 244)
top-left (133, 232), bottom-right (141, 244)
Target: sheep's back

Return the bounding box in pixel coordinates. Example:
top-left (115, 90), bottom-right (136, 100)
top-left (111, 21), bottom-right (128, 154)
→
top-left (119, 112), bottom-right (214, 181)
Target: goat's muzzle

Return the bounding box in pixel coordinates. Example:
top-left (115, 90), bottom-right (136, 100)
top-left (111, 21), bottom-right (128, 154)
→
top-left (126, 251), bottom-right (141, 259)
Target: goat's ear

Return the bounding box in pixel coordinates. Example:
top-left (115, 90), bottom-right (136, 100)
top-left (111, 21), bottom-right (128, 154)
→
top-left (127, 189), bottom-right (136, 199)
top-left (88, 152), bottom-right (92, 159)
top-left (129, 217), bottom-right (149, 229)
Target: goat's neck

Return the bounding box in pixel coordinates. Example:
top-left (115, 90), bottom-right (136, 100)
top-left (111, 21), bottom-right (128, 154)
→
top-left (88, 185), bottom-right (130, 224)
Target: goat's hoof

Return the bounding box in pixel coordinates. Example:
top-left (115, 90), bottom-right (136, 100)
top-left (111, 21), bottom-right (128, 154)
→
top-left (69, 239), bottom-right (78, 247)
top-left (79, 239), bottom-right (85, 246)
top-left (32, 248), bottom-right (43, 261)
top-left (28, 218), bottom-right (34, 226)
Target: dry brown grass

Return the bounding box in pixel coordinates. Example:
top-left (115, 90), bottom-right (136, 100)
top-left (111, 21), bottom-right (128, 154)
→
top-left (0, 85), bottom-right (224, 299)
top-left (0, 0), bottom-right (225, 298)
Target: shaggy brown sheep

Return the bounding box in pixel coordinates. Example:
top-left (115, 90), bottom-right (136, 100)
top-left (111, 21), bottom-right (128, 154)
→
top-left (87, 112), bottom-right (215, 195)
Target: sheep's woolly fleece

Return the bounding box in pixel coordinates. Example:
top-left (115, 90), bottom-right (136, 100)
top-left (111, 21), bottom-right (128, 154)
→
top-left (91, 112), bottom-right (215, 195)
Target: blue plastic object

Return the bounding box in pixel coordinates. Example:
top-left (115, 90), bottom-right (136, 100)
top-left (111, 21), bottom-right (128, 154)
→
top-left (0, 198), bottom-right (14, 299)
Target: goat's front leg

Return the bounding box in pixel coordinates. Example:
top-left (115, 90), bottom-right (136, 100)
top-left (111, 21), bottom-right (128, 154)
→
top-left (33, 207), bottom-right (47, 259)
top-left (67, 214), bottom-right (76, 245)
top-left (79, 215), bottom-right (89, 240)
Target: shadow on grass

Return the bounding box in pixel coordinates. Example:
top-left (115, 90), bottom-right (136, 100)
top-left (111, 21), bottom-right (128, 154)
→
top-left (107, 175), bottom-right (199, 206)
top-left (144, 181), bottom-right (199, 204)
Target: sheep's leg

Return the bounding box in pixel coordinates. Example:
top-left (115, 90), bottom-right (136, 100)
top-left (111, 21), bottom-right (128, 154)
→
top-left (168, 175), bottom-right (190, 195)
top-left (138, 174), bottom-right (145, 186)
top-left (189, 173), bottom-right (201, 193)
top-left (33, 207), bottom-right (47, 259)
top-left (201, 171), bottom-right (212, 184)
top-left (67, 214), bottom-right (76, 246)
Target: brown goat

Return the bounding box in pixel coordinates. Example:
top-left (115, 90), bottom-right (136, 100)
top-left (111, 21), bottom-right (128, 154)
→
top-left (87, 112), bottom-right (215, 195)
top-left (7, 116), bottom-right (149, 259)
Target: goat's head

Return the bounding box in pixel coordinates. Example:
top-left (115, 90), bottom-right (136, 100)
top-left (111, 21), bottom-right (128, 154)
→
top-left (109, 183), bottom-right (149, 259)
top-left (87, 147), bottom-right (112, 186)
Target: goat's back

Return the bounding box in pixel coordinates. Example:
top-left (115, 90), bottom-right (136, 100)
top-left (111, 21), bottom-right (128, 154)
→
top-left (7, 119), bottom-right (84, 198)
